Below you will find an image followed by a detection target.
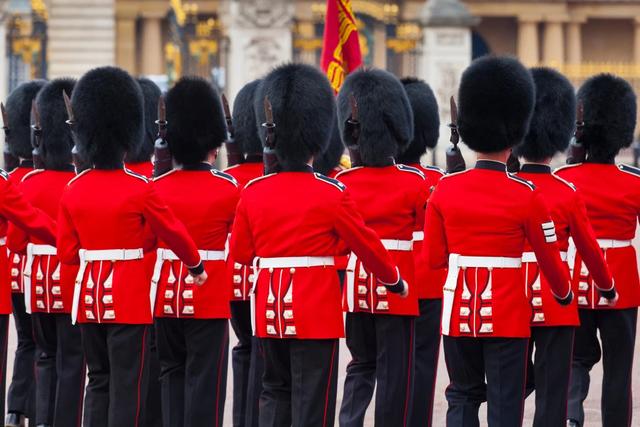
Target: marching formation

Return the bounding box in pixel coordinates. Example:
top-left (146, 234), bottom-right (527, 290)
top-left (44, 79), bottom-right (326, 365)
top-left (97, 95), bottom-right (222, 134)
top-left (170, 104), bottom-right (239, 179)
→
top-left (0, 53), bottom-right (634, 427)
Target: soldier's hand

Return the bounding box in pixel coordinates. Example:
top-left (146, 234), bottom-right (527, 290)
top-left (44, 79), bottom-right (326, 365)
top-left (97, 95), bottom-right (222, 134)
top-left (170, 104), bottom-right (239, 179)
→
top-left (190, 270), bottom-right (208, 286)
top-left (605, 290), bottom-right (619, 307)
top-left (399, 280), bottom-right (409, 299)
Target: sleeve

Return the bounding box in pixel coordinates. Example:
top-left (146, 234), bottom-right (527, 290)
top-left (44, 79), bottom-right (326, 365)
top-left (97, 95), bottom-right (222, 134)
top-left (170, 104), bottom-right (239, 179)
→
top-left (414, 178), bottom-right (430, 231)
top-left (334, 190), bottom-right (400, 285)
top-left (6, 222), bottom-right (29, 255)
top-left (525, 191), bottom-right (572, 300)
top-left (56, 195), bottom-right (81, 265)
top-left (423, 188), bottom-right (449, 269)
top-left (229, 196), bottom-right (256, 266)
top-left (0, 179), bottom-right (56, 246)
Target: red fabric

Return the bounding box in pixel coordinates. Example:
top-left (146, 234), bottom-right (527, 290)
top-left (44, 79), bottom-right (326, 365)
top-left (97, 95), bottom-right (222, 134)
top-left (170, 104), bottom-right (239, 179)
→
top-left (337, 165), bottom-right (430, 316)
top-left (230, 171), bottom-right (399, 339)
top-left (424, 166), bottom-right (571, 337)
top-left (556, 163), bottom-right (640, 309)
top-left (321, 0), bottom-right (362, 92)
top-left (153, 168), bottom-right (239, 319)
top-left (5, 165), bottom-right (34, 294)
top-left (125, 162), bottom-right (154, 179)
top-left (57, 168), bottom-right (201, 324)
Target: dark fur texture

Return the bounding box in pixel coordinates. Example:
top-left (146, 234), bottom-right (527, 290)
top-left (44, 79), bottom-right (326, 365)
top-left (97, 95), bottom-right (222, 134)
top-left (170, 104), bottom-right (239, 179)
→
top-left (458, 56), bottom-right (535, 153)
top-left (513, 68), bottom-right (576, 161)
top-left (166, 76), bottom-right (227, 165)
top-left (233, 79), bottom-right (263, 156)
top-left (36, 78), bottom-right (76, 170)
top-left (337, 68), bottom-right (413, 166)
top-left (313, 115), bottom-right (344, 175)
top-left (398, 77), bottom-right (439, 164)
top-left (578, 73), bottom-right (637, 163)
top-left (71, 67), bottom-right (143, 169)
top-left (126, 78), bottom-right (161, 163)
top-left (254, 64), bottom-right (335, 169)
top-left (5, 80), bottom-right (47, 158)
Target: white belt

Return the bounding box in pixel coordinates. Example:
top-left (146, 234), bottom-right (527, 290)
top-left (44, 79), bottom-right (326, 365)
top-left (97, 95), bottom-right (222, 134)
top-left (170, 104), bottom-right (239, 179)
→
top-left (442, 254), bottom-right (522, 336)
top-left (71, 248), bottom-right (144, 324)
top-left (412, 231), bottom-right (424, 242)
top-left (597, 239), bottom-right (632, 249)
top-left (381, 239), bottom-right (413, 251)
top-left (522, 251), bottom-right (567, 263)
top-left (23, 244), bottom-right (58, 315)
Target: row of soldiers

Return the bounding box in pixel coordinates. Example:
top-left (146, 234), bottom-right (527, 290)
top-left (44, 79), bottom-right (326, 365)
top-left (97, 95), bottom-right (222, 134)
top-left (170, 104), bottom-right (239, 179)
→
top-left (0, 54), bottom-right (634, 427)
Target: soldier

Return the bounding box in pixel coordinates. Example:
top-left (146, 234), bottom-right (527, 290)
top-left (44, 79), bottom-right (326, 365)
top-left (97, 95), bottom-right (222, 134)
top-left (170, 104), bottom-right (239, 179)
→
top-left (399, 77), bottom-right (445, 427)
top-left (224, 79), bottom-right (264, 427)
top-left (229, 63), bottom-right (407, 427)
top-left (512, 67), bottom-right (616, 427)
top-left (56, 66), bottom-right (206, 427)
top-left (336, 68), bottom-right (427, 427)
top-left (313, 117), bottom-right (346, 178)
top-left (152, 76), bottom-right (237, 427)
top-left (4, 79), bottom-right (46, 427)
top-left (424, 56), bottom-right (574, 426)
top-left (556, 74), bottom-right (638, 427)
top-left (125, 78), bottom-right (160, 178)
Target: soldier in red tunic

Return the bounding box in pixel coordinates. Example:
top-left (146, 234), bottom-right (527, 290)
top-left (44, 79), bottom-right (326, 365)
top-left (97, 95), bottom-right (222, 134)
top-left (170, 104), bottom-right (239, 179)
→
top-left (336, 68), bottom-right (427, 427)
top-left (152, 76), bottom-right (238, 427)
top-left (556, 74), bottom-right (638, 427)
top-left (56, 66), bottom-right (206, 427)
top-left (399, 77), bottom-right (445, 427)
top-left (125, 78), bottom-right (160, 179)
top-left (3, 79), bottom-right (46, 427)
top-left (230, 63), bottom-right (406, 427)
top-left (511, 67), bottom-right (616, 427)
top-left (424, 56), bottom-right (574, 426)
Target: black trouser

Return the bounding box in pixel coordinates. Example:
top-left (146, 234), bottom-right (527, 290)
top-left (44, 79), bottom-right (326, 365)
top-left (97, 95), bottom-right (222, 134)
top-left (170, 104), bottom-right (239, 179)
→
top-left (32, 313), bottom-right (86, 426)
top-left (8, 293), bottom-right (35, 418)
top-left (230, 301), bottom-right (263, 427)
top-left (80, 323), bottom-right (149, 427)
top-left (567, 308), bottom-right (637, 427)
top-left (260, 338), bottom-right (339, 427)
top-left (0, 314), bottom-right (10, 421)
top-left (409, 299), bottom-right (442, 427)
top-left (141, 325), bottom-right (162, 427)
top-left (155, 318), bottom-right (229, 427)
top-left (339, 313), bottom-right (415, 427)
top-left (443, 336), bottom-right (529, 427)
top-left (525, 326), bottom-right (574, 427)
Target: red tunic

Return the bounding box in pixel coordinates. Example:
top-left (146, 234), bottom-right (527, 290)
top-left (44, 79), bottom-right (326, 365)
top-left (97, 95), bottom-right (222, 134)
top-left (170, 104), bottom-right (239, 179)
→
top-left (153, 165), bottom-right (239, 319)
top-left (7, 168), bottom-right (79, 314)
top-left (229, 168), bottom-right (400, 339)
top-left (125, 161), bottom-right (154, 179)
top-left (425, 160), bottom-right (571, 338)
top-left (518, 164), bottom-right (613, 326)
top-left (57, 167), bottom-right (202, 324)
top-left (337, 164), bottom-right (429, 316)
top-left (556, 163), bottom-right (640, 309)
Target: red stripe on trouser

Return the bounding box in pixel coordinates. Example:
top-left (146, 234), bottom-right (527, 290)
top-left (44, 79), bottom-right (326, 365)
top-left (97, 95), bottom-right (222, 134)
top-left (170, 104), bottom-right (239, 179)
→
top-left (215, 326), bottom-right (229, 427)
top-left (403, 319), bottom-right (414, 427)
top-left (322, 341), bottom-right (337, 427)
top-left (134, 326), bottom-right (148, 426)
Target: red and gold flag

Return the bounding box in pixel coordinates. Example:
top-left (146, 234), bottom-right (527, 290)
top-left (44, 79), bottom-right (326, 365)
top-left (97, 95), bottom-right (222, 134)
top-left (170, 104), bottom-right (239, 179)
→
top-left (321, 0), bottom-right (362, 93)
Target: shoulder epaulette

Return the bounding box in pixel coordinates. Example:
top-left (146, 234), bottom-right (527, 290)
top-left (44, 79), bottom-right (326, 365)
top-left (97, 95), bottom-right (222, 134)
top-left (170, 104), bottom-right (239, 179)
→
top-left (245, 173), bottom-right (277, 189)
top-left (314, 173), bottom-right (346, 192)
top-left (551, 172), bottom-right (576, 191)
top-left (211, 169), bottom-right (238, 187)
top-left (618, 163), bottom-right (640, 178)
top-left (335, 166), bottom-right (363, 179)
top-left (422, 164), bottom-right (445, 176)
top-left (124, 168), bottom-right (149, 183)
top-left (152, 169), bottom-right (177, 182)
top-left (440, 169), bottom-right (471, 180)
top-left (21, 169), bottom-right (45, 183)
top-left (67, 168), bottom-right (92, 186)
top-left (396, 164), bottom-right (425, 179)
top-left (507, 172), bottom-right (535, 190)
top-left (0, 169), bottom-right (8, 181)
top-left (554, 163), bottom-right (582, 174)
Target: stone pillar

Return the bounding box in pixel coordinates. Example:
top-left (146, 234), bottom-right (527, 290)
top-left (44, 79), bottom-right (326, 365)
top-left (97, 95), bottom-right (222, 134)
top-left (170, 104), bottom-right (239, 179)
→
top-left (116, 13), bottom-right (137, 74)
top-left (373, 23), bottom-right (387, 69)
top-left (634, 17), bottom-right (640, 64)
top-left (543, 20), bottom-right (564, 65)
top-left (139, 15), bottom-right (164, 76)
top-left (517, 17), bottom-right (539, 67)
top-left (566, 20), bottom-right (583, 65)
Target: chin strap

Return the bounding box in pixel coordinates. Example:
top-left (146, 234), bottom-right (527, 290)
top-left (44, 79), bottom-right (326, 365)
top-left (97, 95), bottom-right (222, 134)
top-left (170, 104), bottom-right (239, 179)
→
top-left (345, 93), bottom-right (362, 167)
top-left (153, 96), bottom-right (172, 177)
top-left (566, 101), bottom-right (586, 165)
top-left (262, 97), bottom-right (280, 175)
top-left (446, 96), bottom-right (466, 174)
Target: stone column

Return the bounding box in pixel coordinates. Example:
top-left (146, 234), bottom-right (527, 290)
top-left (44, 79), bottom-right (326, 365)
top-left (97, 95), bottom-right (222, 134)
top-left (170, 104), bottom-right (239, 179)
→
top-left (139, 15), bottom-right (164, 76)
top-left (517, 17), bottom-right (539, 67)
top-left (634, 17), bottom-right (640, 64)
top-left (543, 19), bottom-right (564, 65)
top-left (566, 20), bottom-right (583, 65)
top-left (116, 13), bottom-right (137, 74)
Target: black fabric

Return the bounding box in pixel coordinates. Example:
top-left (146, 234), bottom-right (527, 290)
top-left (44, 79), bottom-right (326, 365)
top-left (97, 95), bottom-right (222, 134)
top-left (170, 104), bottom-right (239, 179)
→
top-left (525, 326), bottom-right (575, 427)
top-left (519, 163), bottom-right (551, 174)
top-left (474, 160), bottom-right (506, 172)
top-left (8, 292), bottom-right (35, 418)
top-left (259, 338), bottom-right (338, 427)
top-left (187, 262), bottom-right (205, 276)
top-left (567, 308), bottom-right (637, 427)
top-left (181, 162), bottom-right (212, 171)
top-left (443, 336), bottom-right (529, 427)
top-left (339, 313), bottom-right (415, 427)
top-left (141, 325), bottom-right (162, 427)
top-left (409, 299), bottom-right (442, 427)
top-left (155, 318), bottom-right (229, 427)
top-left (0, 315), bottom-right (10, 422)
top-left (80, 323), bottom-right (149, 427)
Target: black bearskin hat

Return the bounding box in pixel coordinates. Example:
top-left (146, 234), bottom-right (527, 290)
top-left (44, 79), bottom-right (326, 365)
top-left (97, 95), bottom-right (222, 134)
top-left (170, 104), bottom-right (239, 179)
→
top-left (398, 77), bottom-right (439, 164)
top-left (5, 80), bottom-right (47, 159)
top-left (578, 73), bottom-right (637, 163)
top-left (71, 66), bottom-right (143, 169)
top-left (166, 76), bottom-right (227, 166)
top-left (254, 64), bottom-right (335, 169)
top-left (337, 68), bottom-right (413, 166)
top-left (126, 78), bottom-right (161, 163)
top-left (313, 115), bottom-right (344, 175)
top-left (513, 68), bottom-right (576, 162)
top-left (233, 79), bottom-right (263, 156)
top-left (458, 56), bottom-right (535, 153)
top-left (35, 78), bottom-right (76, 170)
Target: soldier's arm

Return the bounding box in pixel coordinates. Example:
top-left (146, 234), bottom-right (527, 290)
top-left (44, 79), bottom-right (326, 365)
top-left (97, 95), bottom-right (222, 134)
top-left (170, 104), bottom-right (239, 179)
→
top-left (423, 189), bottom-right (448, 270)
top-left (6, 222), bottom-right (29, 255)
top-left (414, 178), bottom-right (430, 231)
top-left (229, 196), bottom-right (256, 266)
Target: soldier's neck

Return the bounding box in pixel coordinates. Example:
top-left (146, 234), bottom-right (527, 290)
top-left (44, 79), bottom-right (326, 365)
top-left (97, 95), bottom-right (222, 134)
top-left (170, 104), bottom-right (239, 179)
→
top-left (476, 150), bottom-right (509, 164)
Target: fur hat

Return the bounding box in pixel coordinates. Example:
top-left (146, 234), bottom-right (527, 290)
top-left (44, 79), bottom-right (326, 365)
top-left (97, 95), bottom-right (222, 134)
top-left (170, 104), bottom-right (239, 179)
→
top-left (166, 76), bottom-right (227, 166)
top-left (35, 78), bottom-right (76, 170)
top-left (513, 68), bottom-right (576, 162)
top-left (398, 77), bottom-right (439, 164)
top-left (254, 63), bottom-right (335, 169)
top-left (233, 79), bottom-right (263, 156)
top-left (5, 80), bottom-right (47, 159)
top-left (578, 73), bottom-right (637, 163)
top-left (457, 56), bottom-right (535, 153)
top-left (126, 78), bottom-right (161, 163)
top-left (71, 66), bottom-right (143, 169)
top-left (313, 116), bottom-right (344, 175)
